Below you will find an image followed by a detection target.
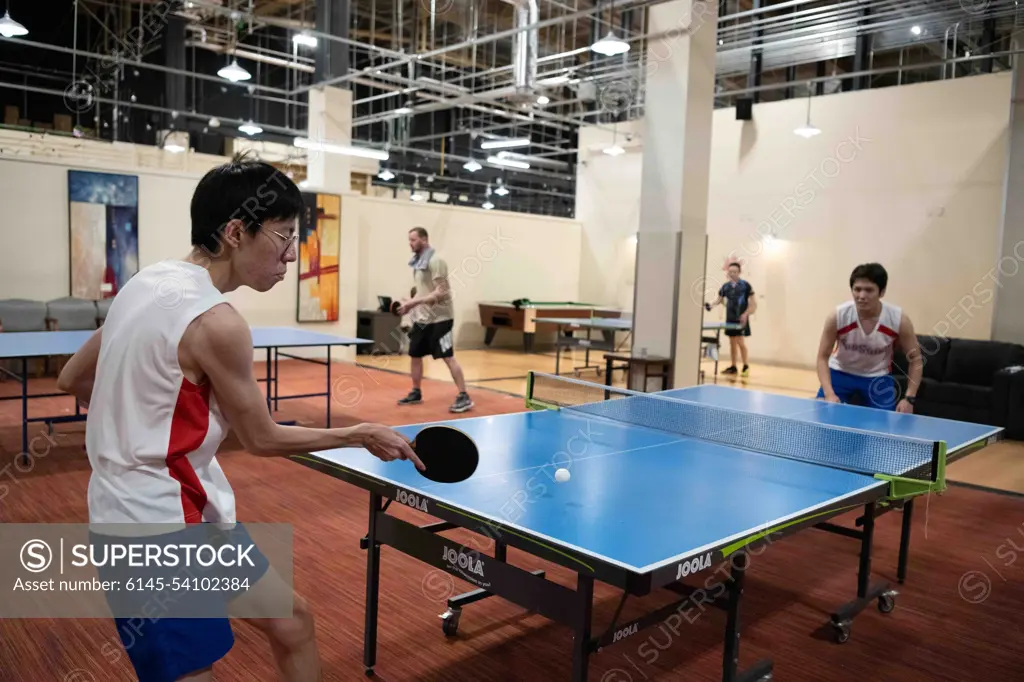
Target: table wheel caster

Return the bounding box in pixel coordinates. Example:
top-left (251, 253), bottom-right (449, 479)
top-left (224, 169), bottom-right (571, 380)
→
top-left (440, 606), bottom-right (461, 637)
top-left (878, 591), bottom-right (897, 614)
top-left (832, 620), bottom-right (851, 644)
top-left (364, 668), bottom-right (374, 677)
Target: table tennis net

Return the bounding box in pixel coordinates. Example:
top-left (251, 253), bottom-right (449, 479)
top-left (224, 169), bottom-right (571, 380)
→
top-left (527, 372), bottom-right (941, 482)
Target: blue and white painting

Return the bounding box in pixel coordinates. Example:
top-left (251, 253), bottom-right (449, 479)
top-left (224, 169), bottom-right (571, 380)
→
top-left (68, 170), bottom-right (139, 299)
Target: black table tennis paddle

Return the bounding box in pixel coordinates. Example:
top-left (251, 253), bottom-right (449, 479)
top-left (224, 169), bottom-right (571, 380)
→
top-left (390, 300), bottom-right (402, 315)
top-left (410, 425), bottom-right (479, 483)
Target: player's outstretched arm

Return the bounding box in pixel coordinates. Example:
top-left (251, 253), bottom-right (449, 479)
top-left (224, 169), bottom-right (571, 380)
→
top-left (182, 305), bottom-right (424, 469)
top-left (896, 314), bottom-right (922, 411)
top-left (57, 327), bottom-right (102, 408)
top-left (816, 311), bottom-right (839, 401)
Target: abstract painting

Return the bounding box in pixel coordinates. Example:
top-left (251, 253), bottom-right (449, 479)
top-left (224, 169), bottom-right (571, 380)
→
top-left (297, 192), bottom-right (341, 322)
top-left (68, 170), bottom-right (139, 299)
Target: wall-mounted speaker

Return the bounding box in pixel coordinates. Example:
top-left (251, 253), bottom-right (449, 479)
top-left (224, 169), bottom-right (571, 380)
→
top-left (736, 98), bottom-right (753, 120)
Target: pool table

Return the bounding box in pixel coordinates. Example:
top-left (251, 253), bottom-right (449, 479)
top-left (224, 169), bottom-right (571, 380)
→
top-left (477, 300), bottom-right (624, 352)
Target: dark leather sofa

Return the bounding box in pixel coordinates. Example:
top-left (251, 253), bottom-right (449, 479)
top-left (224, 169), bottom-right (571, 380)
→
top-left (891, 335), bottom-right (1024, 440)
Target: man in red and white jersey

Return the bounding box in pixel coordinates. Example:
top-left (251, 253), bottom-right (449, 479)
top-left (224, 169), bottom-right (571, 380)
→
top-left (815, 263), bottom-right (923, 413)
top-left (57, 154), bottom-right (423, 682)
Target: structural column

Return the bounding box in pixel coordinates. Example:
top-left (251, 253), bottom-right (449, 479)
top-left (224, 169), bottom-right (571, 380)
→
top-left (631, 0), bottom-right (718, 389)
top-left (305, 86), bottom-right (353, 193)
top-left (992, 55), bottom-right (1024, 343)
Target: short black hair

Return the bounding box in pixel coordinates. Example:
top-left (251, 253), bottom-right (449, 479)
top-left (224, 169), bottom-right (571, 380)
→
top-left (849, 263), bottom-right (888, 291)
top-left (190, 151), bottom-right (304, 254)
top-left (410, 227), bottom-right (429, 239)
top-left (728, 262), bottom-right (741, 271)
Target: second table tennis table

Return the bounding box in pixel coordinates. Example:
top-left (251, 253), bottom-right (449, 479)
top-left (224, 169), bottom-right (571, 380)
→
top-left (0, 327), bottom-right (371, 461)
top-left (293, 371), bottom-right (1001, 682)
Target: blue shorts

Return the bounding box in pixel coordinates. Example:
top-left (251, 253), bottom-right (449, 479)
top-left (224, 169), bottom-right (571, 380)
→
top-left (817, 367), bottom-right (898, 410)
top-left (92, 523), bottom-right (271, 682)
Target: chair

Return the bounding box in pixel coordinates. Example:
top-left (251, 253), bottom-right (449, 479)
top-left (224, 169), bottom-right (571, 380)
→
top-left (0, 299), bottom-right (48, 378)
top-left (45, 297), bottom-right (99, 376)
top-left (96, 298), bottom-right (113, 326)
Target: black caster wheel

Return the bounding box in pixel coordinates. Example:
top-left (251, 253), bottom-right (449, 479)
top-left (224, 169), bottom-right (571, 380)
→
top-left (440, 607), bottom-right (461, 637)
top-left (878, 592), bottom-right (896, 614)
top-left (364, 668), bottom-right (374, 677)
top-left (833, 620), bottom-right (851, 644)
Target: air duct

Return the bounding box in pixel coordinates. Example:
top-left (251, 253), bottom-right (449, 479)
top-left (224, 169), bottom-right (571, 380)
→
top-left (502, 0), bottom-right (540, 103)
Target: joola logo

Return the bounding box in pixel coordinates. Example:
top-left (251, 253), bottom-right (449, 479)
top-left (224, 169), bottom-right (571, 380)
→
top-left (613, 623), bottom-right (638, 642)
top-left (443, 546), bottom-right (485, 577)
top-left (396, 489), bottom-right (428, 512)
top-left (676, 553), bottom-right (712, 579)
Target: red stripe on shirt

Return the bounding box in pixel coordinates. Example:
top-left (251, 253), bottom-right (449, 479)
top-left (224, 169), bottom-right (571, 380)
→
top-left (878, 325), bottom-right (899, 338)
top-left (836, 322), bottom-right (857, 336)
top-left (166, 378), bottom-right (211, 524)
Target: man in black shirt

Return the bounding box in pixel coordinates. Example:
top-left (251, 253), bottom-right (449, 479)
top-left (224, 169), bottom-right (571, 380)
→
top-left (707, 262), bottom-right (757, 377)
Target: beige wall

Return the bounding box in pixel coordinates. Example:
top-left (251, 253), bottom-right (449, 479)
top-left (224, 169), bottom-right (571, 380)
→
top-left (577, 72), bottom-right (1013, 368)
top-left (0, 143), bottom-right (583, 360)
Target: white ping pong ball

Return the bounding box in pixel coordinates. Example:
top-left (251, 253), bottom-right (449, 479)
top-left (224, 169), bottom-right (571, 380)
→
top-left (555, 467), bottom-right (570, 483)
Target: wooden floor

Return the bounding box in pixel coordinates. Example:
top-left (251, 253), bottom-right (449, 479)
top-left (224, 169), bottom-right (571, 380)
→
top-left (1, 355), bottom-right (1023, 682)
top-left (357, 344), bottom-right (1024, 495)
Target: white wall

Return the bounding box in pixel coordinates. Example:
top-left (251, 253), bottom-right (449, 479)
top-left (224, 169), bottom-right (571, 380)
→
top-left (576, 72), bottom-right (1013, 368)
top-left (0, 134), bottom-right (583, 360)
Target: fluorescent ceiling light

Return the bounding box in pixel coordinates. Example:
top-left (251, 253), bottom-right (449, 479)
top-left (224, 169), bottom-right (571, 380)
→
top-left (494, 185), bottom-right (509, 196)
top-left (536, 95), bottom-right (550, 105)
top-left (218, 59), bottom-right (251, 82)
top-left (238, 121), bottom-right (262, 135)
top-left (482, 201), bottom-right (495, 210)
top-left (591, 31), bottom-right (630, 56)
top-left (537, 75), bottom-right (570, 86)
top-left (394, 105), bottom-right (413, 115)
top-left (487, 156), bottom-right (529, 169)
top-left (377, 169), bottom-right (396, 181)
top-left (292, 33), bottom-right (318, 47)
top-left (293, 137), bottom-right (390, 161)
top-left (911, 25), bottom-right (922, 36)
top-left (603, 144), bottom-right (625, 156)
top-left (0, 10), bottom-right (28, 37)
top-left (793, 124), bottom-right (821, 138)
top-left (480, 137), bottom-right (530, 150)
top-left (463, 159), bottom-right (482, 172)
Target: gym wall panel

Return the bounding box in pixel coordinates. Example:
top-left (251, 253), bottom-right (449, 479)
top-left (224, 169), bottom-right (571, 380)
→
top-left (576, 72), bottom-right (1013, 370)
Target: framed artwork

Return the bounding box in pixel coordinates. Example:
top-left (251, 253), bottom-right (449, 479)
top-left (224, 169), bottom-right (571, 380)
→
top-left (67, 170), bottom-right (139, 299)
top-left (297, 192), bottom-right (341, 322)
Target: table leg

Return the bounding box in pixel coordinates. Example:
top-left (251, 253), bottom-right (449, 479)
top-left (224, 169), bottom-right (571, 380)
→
top-left (898, 499), bottom-right (914, 583)
top-left (722, 554), bottom-right (774, 682)
top-left (265, 348), bottom-right (272, 414)
top-left (20, 357), bottom-right (28, 466)
top-left (326, 346), bottom-right (332, 428)
top-left (604, 356), bottom-right (613, 400)
top-left (364, 493), bottom-right (382, 676)
top-left (273, 347), bottom-right (280, 411)
top-left (569, 574), bottom-right (593, 682)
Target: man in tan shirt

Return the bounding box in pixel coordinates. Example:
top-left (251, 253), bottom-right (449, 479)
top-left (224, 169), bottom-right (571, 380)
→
top-left (396, 227), bottom-right (473, 412)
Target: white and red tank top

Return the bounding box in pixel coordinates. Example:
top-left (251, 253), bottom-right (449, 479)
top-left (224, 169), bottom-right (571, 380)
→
top-left (829, 300), bottom-right (902, 377)
top-left (86, 260), bottom-right (235, 526)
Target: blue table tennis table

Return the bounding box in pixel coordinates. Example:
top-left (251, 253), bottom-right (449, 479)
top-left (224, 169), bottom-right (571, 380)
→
top-left (292, 371), bottom-right (1002, 682)
top-left (0, 327), bottom-right (371, 461)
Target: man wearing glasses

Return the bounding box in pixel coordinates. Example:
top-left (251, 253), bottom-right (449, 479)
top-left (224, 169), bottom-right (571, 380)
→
top-left (55, 154), bottom-right (419, 682)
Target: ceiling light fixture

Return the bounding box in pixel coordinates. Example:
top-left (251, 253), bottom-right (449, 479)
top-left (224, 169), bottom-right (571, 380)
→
top-left (463, 159), bottom-right (482, 172)
top-left (487, 156), bottom-right (530, 169)
top-left (238, 120), bottom-right (262, 135)
top-left (482, 201), bottom-right (495, 210)
top-left (164, 143), bottom-right (186, 153)
top-left (590, 31), bottom-right (630, 56)
top-left (293, 137), bottom-right (390, 161)
top-left (377, 169), bottom-right (396, 181)
top-left (603, 144), bottom-right (625, 156)
top-left (910, 25), bottom-right (922, 36)
top-left (292, 33), bottom-right (318, 48)
top-left (494, 185), bottom-right (509, 196)
top-left (0, 10), bottom-right (27, 37)
top-left (793, 96), bottom-right (821, 139)
top-left (218, 58), bottom-right (251, 82)
top-left (480, 137), bottom-right (531, 150)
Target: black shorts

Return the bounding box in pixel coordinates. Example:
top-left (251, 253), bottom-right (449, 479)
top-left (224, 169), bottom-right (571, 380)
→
top-left (408, 319), bottom-right (454, 359)
top-left (725, 320), bottom-right (751, 337)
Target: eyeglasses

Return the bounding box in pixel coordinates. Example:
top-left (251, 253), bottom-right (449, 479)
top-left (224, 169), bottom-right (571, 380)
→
top-left (266, 227), bottom-right (298, 251)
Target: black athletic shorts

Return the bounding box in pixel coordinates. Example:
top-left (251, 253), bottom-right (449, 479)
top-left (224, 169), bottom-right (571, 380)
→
top-left (408, 319), bottom-right (454, 359)
top-left (725, 319), bottom-right (751, 337)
